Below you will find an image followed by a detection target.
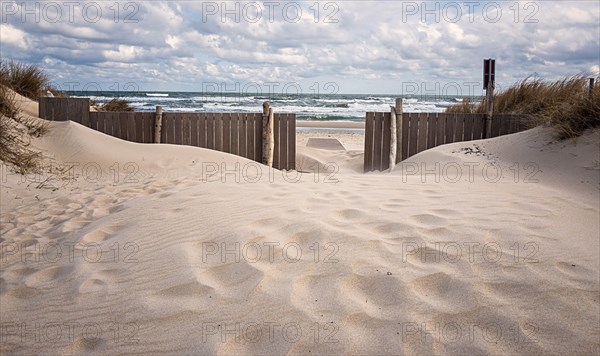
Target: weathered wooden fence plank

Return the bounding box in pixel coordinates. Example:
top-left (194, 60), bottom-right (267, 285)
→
top-left (222, 113), bottom-right (231, 153)
top-left (111, 112), bottom-right (120, 138)
top-left (197, 114), bottom-right (207, 148)
top-left (436, 112), bottom-right (446, 146)
top-left (427, 113), bottom-right (438, 149)
top-left (119, 113), bottom-right (128, 141)
top-left (126, 113), bottom-right (135, 142)
top-left (231, 113), bottom-right (239, 155)
top-left (214, 115), bottom-right (223, 151)
top-left (381, 113), bottom-right (391, 171)
top-left (280, 114), bottom-right (289, 170)
top-left (103, 112), bottom-right (113, 137)
top-left (113, 113), bottom-right (121, 139)
top-left (463, 114), bottom-right (474, 142)
top-left (176, 114), bottom-right (185, 145)
top-left (401, 112), bottom-right (410, 160)
top-left (497, 113), bottom-right (514, 136)
top-left (134, 113), bottom-right (144, 143)
top-left (253, 114), bottom-right (262, 163)
top-left (143, 113), bottom-right (154, 143)
top-left (373, 113), bottom-right (383, 171)
top-left (80, 101), bottom-right (90, 126)
top-left (408, 114), bottom-right (419, 157)
top-left (247, 115), bottom-right (255, 161)
top-left (57, 99), bottom-right (65, 120)
top-left (507, 115), bottom-right (516, 134)
top-left (491, 113), bottom-right (501, 137)
top-left (364, 113), bottom-right (374, 172)
top-left (116, 113), bottom-right (124, 140)
top-left (289, 114), bottom-right (296, 170)
top-left (55, 98), bottom-right (64, 120)
top-left (417, 113), bottom-right (428, 154)
top-left (174, 115), bottom-right (184, 145)
top-left (232, 113), bottom-right (240, 156)
top-left (273, 113), bottom-right (281, 170)
top-left (89, 112), bottom-right (99, 132)
top-left (189, 115), bottom-right (197, 147)
top-left (239, 114), bottom-right (247, 159)
top-left (100, 111), bottom-right (108, 136)
top-left (453, 114), bottom-right (464, 143)
top-left (182, 114), bottom-right (191, 146)
top-left (162, 114), bottom-right (171, 144)
top-left (39, 98), bottom-right (48, 119)
top-left (445, 114), bottom-right (455, 144)
top-left (206, 115), bottom-right (215, 149)
top-left (472, 114), bottom-right (484, 141)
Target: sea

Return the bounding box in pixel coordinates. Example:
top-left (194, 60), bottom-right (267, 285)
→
top-left (70, 92), bottom-right (472, 122)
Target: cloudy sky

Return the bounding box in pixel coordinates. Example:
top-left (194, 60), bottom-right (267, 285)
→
top-left (1, 1), bottom-right (598, 95)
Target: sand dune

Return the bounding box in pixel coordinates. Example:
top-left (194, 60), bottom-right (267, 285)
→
top-left (1, 113), bottom-right (599, 354)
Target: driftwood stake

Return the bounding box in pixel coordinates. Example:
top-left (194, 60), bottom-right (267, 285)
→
top-left (389, 105), bottom-right (397, 173)
top-left (590, 78), bottom-right (595, 98)
top-left (262, 102), bottom-right (274, 167)
top-left (154, 106), bottom-right (163, 143)
top-left (395, 98), bottom-right (403, 164)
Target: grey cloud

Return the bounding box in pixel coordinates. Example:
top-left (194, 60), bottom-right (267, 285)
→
top-left (1, 0), bottom-right (598, 93)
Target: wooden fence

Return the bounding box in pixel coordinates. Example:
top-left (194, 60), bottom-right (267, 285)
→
top-left (364, 111), bottom-right (528, 172)
top-left (39, 97), bottom-right (296, 171)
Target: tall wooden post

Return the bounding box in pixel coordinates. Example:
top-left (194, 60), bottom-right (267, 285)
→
top-left (154, 106), bottom-right (163, 143)
top-left (262, 102), bottom-right (274, 167)
top-left (395, 98), bottom-right (403, 164)
top-left (589, 78), bottom-right (595, 98)
top-left (389, 105), bottom-right (397, 172)
top-left (485, 82), bottom-right (494, 139)
top-left (483, 59), bottom-right (495, 139)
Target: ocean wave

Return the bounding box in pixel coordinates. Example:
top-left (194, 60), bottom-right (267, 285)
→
top-left (70, 92), bottom-right (458, 117)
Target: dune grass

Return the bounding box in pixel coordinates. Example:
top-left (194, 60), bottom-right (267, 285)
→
top-left (0, 59), bottom-right (55, 174)
top-left (445, 96), bottom-right (483, 114)
top-left (0, 60), bottom-right (54, 100)
top-left (446, 75), bottom-right (600, 139)
top-left (0, 86), bottom-right (43, 174)
top-left (98, 98), bottom-right (134, 112)
top-left (0, 84), bottom-right (19, 119)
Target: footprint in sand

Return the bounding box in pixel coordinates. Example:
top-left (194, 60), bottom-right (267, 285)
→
top-left (250, 217), bottom-right (282, 228)
top-left (372, 222), bottom-right (415, 235)
top-left (155, 281), bottom-right (215, 298)
top-left (332, 209), bottom-right (366, 221)
top-left (408, 213), bottom-right (447, 227)
top-left (196, 262), bottom-right (264, 298)
top-left (158, 192), bottom-right (174, 199)
top-left (65, 336), bottom-right (106, 354)
top-left (5, 267), bottom-right (37, 279)
top-left (3, 285), bottom-right (42, 299)
top-left (431, 208), bottom-right (462, 217)
top-left (25, 266), bottom-right (75, 286)
top-left (78, 278), bottom-right (106, 293)
top-left (410, 272), bottom-right (477, 312)
top-left (340, 273), bottom-right (410, 316)
top-left (81, 222), bottom-right (126, 244)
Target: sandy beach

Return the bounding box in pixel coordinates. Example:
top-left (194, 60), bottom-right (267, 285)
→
top-left (1, 95), bottom-right (599, 355)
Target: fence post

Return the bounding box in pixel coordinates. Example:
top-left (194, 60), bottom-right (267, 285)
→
top-left (395, 98), bottom-right (403, 164)
top-left (389, 104), bottom-right (397, 172)
top-left (262, 102), bottom-right (274, 167)
top-left (590, 78), bottom-right (595, 98)
top-left (485, 82), bottom-right (494, 138)
top-left (154, 106), bottom-right (163, 143)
